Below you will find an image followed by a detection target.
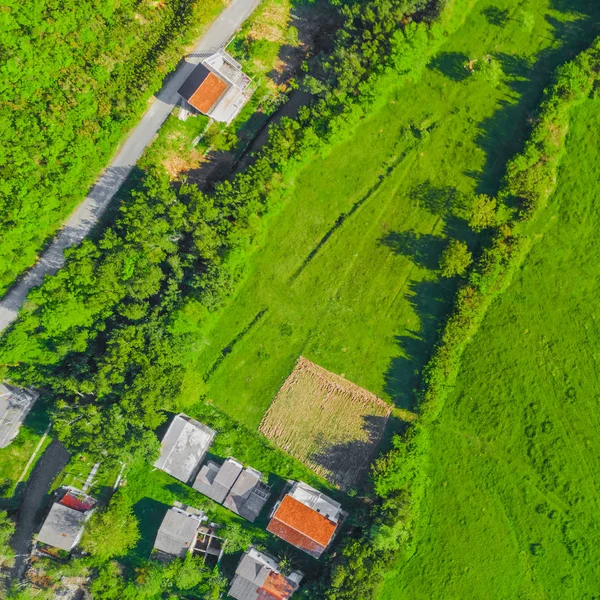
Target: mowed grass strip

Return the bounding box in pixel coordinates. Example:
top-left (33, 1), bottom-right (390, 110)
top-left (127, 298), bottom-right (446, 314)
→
top-left (259, 357), bottom-right (391, 489)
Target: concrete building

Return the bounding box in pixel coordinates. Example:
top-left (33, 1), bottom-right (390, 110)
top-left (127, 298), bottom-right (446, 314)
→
top-left (154, 413), bottom-right (216, 484)
top-left (153, 504), bottom-right (206, 561)
top-left (37, 489), bottom-right (96, 555)
top-left (193, 458), bottom-right (271, 522)
top-left (223, 466), bottom-right (271, 523)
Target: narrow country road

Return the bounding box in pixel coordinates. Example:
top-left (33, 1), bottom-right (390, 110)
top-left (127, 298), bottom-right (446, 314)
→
top-left (9, 440), bottom-right (70, 581)
top-left (0, 0), bottom-right (260, 333)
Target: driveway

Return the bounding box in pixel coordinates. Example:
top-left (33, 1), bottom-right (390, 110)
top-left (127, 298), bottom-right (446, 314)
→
top-left (0, 0), bottom-right (260, 333)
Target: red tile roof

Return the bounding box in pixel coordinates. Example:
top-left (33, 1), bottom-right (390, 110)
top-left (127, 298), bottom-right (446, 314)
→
top-left (59, 492), bottom-right (94, 512)
top-left (188, 72), bottom-right (228, 113)
top-left (257, 571), bottom-right (296, 600)
top-left (267, 495), bottom-right (337, 555)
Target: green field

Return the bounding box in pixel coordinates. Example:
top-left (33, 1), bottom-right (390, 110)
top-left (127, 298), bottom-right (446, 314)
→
top-left (379, 99), bottom-right (600, 599)
top-left (175, 0), bottom-right (600, 433)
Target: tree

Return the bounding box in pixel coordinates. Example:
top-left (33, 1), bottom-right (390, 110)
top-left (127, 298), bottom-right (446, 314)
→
top-left (439, 240), bottom-right (472, 278)
top-left (221, 522), bottom-right (253, 554)
top-left (80, 495), bottom-right (140, 561)
top-left (468, 194), bottom-right (497, 231)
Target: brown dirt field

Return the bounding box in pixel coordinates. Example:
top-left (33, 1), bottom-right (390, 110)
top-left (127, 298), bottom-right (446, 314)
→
top-left (259, 357), bottom-right (392, 490)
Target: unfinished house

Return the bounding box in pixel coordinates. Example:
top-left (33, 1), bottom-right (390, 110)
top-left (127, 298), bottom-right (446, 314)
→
top-left (37, 489), bottom-right (96, 556)
top-left (195, 522), bottom-right (224, 567)
top-left (154, 413), bottom-right (216, 484)
top-left (177, 49), bottom-right (252, 124)
top-left (0, 383), bottom-right (39, 448)
top-left (228, 546), bottom-right (303, 600)
top-left (267, 482), bottom-right (343, 559)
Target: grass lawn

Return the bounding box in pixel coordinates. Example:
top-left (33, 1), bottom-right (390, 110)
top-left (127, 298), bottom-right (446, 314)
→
top-left (379, 99), bottom-right (600, 599)
top-left (173, 0), bottom-right (600, 437)
top-left (0, 404), bottom-right (50, 499)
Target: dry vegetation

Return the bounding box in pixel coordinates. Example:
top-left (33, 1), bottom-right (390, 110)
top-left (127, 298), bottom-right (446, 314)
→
top-left (260, 357), bottom-right (391, 489)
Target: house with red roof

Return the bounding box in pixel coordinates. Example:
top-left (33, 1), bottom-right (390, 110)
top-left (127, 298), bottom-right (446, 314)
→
top-left (177, 49), bottom-right (252, 124)
top-left (266, 481), bottom-right (343, 559)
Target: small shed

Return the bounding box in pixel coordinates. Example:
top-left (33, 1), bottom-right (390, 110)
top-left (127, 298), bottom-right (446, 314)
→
top-left (193, 457), bottom-right (243, 504)
top-left (153, 505), bottom-right (205, 561)
top-left (178, 49), bottom-right (252, 124)
top-left (154, 414), bottom-right (216, 484)
top-left (0, 384), bottom-right (39, 448)
top-left (223, 466), bottom-right (271, 523)
top-left (228, 546), bottom-right (303, 600)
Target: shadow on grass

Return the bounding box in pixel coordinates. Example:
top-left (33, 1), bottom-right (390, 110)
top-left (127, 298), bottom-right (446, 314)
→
top-left (429, 52), bottom-right (471, 82)
top-left (127, 497), bottom-right (171, 567)
top-left (473, 1), bottom-right (600, 196)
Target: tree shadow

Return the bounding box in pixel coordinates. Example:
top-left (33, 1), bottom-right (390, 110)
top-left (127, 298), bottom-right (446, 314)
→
top-left (380, 231), bottom-right (446, 270)
top-left (428, 52), bottom-right (471, 82)
top-left (482, 6), bottom-right (510, 27)
top-left (471, 2), bottom-right (600, 196)
top-left (384, 279), bottom-right (457, 410)
top-left (127, 497), bottom-right (171, 567)
top-left (410, 181), bottom-right (463, 216)
top-left (308, 414), bottom-right (390, 491)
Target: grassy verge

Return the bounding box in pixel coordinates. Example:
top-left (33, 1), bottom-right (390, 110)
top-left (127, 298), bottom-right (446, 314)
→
top-left (0, 406), bottom-right (50, 500)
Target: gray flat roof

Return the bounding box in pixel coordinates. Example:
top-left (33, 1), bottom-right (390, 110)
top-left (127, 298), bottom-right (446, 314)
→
top-left (224, 468), bottom-right (270, 522)
top-left (37, 503), bottom-right (87, 552)
top-left (154, 508), bottom-right (202, 558)
top-left (154, 414), bottom-right (216, 484)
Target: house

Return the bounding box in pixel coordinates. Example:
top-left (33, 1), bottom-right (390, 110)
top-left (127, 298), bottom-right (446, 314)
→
top-left (267, 482), bottom-right (343, 559)
top-left (0, 383), bottom-right (38, 448)
top-left (193, 457), bottom-right (243, 504)
top-left (153, 503), bottom-right (206, 561)
top-left (223, 466), bottom-right (271, 522)
top-left (37, 489), bottom-right (96, 555)
top-left (154, 413), bottom-right (216, 484)
top-left (177, 49), bottom-right (252, 124)
top-left (194, 458), bottom-right (271, 522)
top-left (228, 546), bottom-right (303, 600)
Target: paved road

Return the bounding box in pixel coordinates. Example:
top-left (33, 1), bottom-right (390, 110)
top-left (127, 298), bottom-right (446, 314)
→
top-left (0, 0), bottom-right (260, 333)
top-left (9, 440), bottom-right (70, 581)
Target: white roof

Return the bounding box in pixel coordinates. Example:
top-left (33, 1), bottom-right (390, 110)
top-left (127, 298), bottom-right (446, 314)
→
top-left (289, 481), bottom-right (342, 523)
top-left (154, 414), bottom-right (216, 483)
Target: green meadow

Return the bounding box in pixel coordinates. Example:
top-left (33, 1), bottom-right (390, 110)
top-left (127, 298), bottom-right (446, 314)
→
top-left (174, 0), bottom-right (600, 433)
top-left (379, 99), bottom-right (600, 599)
